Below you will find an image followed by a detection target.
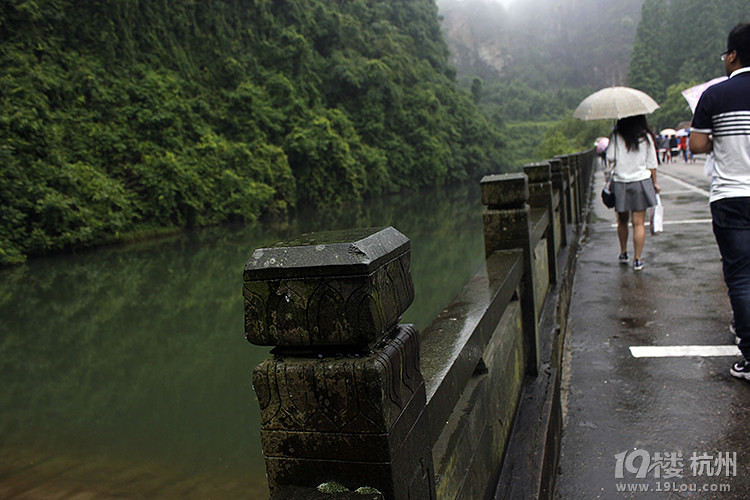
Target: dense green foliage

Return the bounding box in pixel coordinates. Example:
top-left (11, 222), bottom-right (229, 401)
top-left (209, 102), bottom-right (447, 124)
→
top-left (535, 118), bottom-right (611, 161)
top-left (477, 82), bottom-right (592, 123)
top-left (628, 0), bottom-right (750, 130)
top-left (474, 79), bottom-right (609, 165)
top-left (0, 0), bottom-right (506, 264)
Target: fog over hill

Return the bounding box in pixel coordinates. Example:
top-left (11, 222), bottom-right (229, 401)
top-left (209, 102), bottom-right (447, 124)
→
top-left (437, 0), bottom-right (646, 90)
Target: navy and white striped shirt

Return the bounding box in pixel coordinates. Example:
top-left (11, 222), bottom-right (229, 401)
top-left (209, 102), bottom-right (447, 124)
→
top-left (692, 67), bottom-right (750, 202)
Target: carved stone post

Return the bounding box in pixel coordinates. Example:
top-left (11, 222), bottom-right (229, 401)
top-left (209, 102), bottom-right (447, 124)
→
top-left (524, 162), bottom-right (557, 285)
top-left (570, 153), bottom-right (584, 221)
top-left (556, 155), bottom-right (578, 226)
top-left (480, 173), bottom-right (540, 375)
top-left (243, 227), bottom-right (434, 499)
top-left (548, 158), bottom-right (568, 248)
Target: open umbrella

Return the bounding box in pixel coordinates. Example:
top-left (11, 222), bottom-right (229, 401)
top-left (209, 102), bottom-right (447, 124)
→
top-left (595, 137), bottom-right (609, 154)
top-left (660, 128), bottom-right (677, 136)
top-left (681, 76), bottom-right (728, 113)
top-left (573, 86), bottom-right (659, 121)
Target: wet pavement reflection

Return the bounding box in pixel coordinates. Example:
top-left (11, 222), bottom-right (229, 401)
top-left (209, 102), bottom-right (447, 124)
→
top-left (556, 161), bottom-right (750, 499)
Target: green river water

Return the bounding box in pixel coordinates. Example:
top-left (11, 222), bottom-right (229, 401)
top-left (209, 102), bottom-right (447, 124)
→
top-left (0, 183), bottom-right (486, 499)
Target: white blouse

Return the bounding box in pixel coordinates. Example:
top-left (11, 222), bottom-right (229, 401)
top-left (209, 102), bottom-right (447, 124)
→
top-left (606, 133), bottom-right (657, 183)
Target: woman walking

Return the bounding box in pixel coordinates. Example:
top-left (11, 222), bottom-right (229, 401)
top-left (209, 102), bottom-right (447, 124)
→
top-left (605, 115), bottom-right (661, 271)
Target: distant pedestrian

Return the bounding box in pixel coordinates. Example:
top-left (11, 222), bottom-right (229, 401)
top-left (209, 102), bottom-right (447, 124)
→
top-left (660, 135), bottom-right (671, 163)
top-left (605, 115), bottom-right (661, 271)
top-left (679, 135), bottom-right (688, 162)
top-left (690, 22), bottom-right (750, 381)
top-left (669, 135), bottom-right (679, 161)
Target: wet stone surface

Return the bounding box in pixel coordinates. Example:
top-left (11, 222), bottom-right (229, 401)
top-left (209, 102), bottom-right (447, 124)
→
top-left (243, 226), bottom-right (414, 348)
top-left (480, 173), bottom-right (529, 209)
top-left (556, 162), bottom-right (750, 499)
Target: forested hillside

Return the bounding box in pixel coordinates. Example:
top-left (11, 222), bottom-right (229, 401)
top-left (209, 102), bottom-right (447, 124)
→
top-left (0, 0), bottom-right (505, 264)
top-left (436, 0), bottom-right (645, 165)
top-left (438, 0), bottom-right (750, 162)
top-left (628, 0), bottom-right (750, 129)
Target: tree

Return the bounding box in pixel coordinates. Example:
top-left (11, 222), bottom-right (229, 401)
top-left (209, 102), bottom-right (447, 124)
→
top-left (628, 0), bottom-right (750, 101)
top-left (627, 0), bottom-right (667, 101)
top-left (0, 0), bottom-right (507, 264)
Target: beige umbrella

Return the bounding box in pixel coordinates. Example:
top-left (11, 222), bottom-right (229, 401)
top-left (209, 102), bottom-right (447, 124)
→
top-left (573, 86), bottom-right (660, 121)
top-left (660, 128), bottom-right (677, 136)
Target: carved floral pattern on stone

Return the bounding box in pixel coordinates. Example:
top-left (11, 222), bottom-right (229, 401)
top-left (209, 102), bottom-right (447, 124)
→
top-left (252, 324), bottom-right (423, 434)
top-left (244, 254), bottom-right (413, 347)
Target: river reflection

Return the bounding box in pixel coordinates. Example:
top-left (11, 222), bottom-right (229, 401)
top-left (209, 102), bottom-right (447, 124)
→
top-left (0, 184), bottom-right (486, 498)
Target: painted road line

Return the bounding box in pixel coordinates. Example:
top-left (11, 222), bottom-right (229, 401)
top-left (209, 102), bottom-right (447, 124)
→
top-left (660, 171), bottom-right (710, 197)
top-left (660, 219), bottom-right (712, 225)
top-left (629, 345), bottom-right (739, 358)
top-left (659, 189), bottom-right (705, 195)
top-left (610, 219), bottom-right (711, 228)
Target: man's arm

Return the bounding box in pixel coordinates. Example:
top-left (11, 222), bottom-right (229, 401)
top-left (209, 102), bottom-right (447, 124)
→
top-left (690, 132), bottom-right (713, 154)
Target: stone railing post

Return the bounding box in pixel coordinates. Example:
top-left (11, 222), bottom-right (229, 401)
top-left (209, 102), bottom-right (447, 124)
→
top-left (564, 155), bottom-right (582, 225)
top-left (523, 161), bottom-right (557, 285)
top-left (480, 173), bottom-right (540, 376)
top-left (557, 155), bottom-right (572, 226)
top-left (548, 158), bottom-right (568, 248)
top-left (243, 227), bottom-right (434, 499)
top-left (570, 153), bottom-right (584, 221)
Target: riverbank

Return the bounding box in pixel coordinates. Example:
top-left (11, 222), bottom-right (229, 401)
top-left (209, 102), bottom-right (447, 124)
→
top-left (0, 182), bottom-right (488, 498)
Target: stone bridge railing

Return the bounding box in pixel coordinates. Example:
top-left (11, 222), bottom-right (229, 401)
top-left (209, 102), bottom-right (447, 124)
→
top-left (243, 150), bottom-right (598, 499)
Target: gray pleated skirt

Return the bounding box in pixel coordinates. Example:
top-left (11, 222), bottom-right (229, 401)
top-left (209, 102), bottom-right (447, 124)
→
top-left (613, 179), bottom-right (657, 213)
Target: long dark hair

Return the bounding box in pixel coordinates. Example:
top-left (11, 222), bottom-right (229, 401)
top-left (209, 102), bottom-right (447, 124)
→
top-left (615, 115), bottom-right (654, 152)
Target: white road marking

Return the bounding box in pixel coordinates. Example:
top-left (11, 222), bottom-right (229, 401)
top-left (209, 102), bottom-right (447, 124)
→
top-left (659, 172), bottom-right (710, 197)
top-left (660, 219), bottom-right (712, 225)
top-left (659, 189), bottom-right (704, 195)
top-left (629, 345), bottom-right (739, 358)
top-left (609, 219), bottom-right (711, 228)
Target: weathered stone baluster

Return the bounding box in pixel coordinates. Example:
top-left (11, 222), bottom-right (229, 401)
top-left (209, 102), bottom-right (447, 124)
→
top-left (569, 153), bottom-right (584, 220)
top-left (556, 155), bottom-right (578, 226)
top-left (480, 173), bottom-right (540, 375)
top-left (243, 227), bottom-right (434, 499)
top-left (548, 158), bottom-right (568, 248)
top-left (524, 161), bottom-right (557, 285)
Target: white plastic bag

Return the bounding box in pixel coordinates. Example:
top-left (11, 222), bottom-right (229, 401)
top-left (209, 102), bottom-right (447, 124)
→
top-left (704, 152), bottom-right (715, 177)
top-left (650, 194), bottom-right (663, 235)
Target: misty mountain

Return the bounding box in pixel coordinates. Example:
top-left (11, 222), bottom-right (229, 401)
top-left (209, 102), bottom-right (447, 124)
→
top-left (437, 0), bottom-right (645, 90)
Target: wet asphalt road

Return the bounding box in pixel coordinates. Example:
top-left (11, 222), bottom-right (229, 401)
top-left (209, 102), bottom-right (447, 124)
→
top-left (555, 160), bottom-right (750, 499)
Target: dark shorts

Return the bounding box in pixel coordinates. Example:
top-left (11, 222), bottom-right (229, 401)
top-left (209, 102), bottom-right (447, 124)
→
top-left (613, 179), bottom-right (657, 213)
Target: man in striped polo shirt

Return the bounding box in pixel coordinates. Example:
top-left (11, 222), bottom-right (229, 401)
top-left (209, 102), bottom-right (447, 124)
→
top-left (690, 22), bottom-right (750, 381)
